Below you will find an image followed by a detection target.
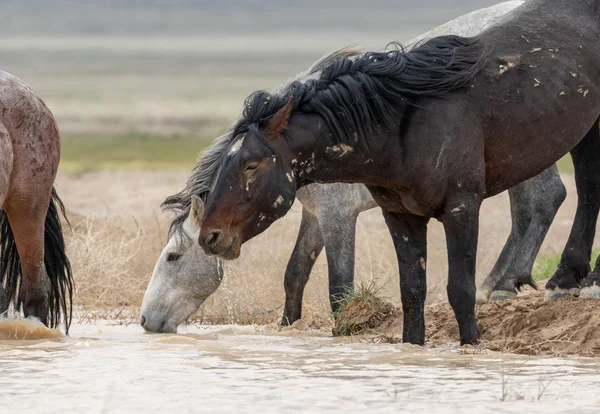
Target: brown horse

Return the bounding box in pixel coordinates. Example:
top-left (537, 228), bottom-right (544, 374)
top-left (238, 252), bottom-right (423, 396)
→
top-left (0, 71), bottom-right (73, 332)
top-left (197, 0), bottom-right (600, 345)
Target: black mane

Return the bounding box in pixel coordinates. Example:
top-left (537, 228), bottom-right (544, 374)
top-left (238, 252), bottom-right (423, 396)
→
top-left (233, 35), bottom-right (489, 144)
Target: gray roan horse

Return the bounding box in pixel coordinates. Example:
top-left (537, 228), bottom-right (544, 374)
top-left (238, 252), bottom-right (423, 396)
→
top-left (140, 1), bottom-right (566, 334)
top-left (0, 71), bottom-right (73, 332)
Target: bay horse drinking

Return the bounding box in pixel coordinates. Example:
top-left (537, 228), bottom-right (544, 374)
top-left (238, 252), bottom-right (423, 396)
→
top-left (198, 0), bottom-right (600, 345)
top-left (0, 71), bottom-right (73, 332)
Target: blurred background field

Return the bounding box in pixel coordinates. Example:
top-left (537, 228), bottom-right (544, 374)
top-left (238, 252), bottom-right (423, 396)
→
top-left (0, 0), bottom-right (584, 324)
top-left (2, 0), bottom-right (502, 169)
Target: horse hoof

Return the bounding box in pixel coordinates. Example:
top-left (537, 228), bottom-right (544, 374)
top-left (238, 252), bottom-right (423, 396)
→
top-left (580, 285), bottom-right (600, 300)
top-left (489, 290), bottom-right (517, 302)
top-left (544, 287), bottom-right (579, 302)
top-left (475, 287), bottom-right (491, 304)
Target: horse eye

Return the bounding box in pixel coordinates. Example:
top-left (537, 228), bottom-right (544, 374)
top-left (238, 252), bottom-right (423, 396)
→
top-left (166, 253), bottom-right (182, 262)
top-left (244, 163), bottom-right (260, 172)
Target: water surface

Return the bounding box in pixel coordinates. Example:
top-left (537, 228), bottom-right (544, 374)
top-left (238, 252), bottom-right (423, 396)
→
top-left (1, 319), bottom-right (598, 413)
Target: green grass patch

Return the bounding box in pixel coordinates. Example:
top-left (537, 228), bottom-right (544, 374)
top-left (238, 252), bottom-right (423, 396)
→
top-left (533, 248), bottom-right (600, 282)
top-left (60, 132), bottom-right (217, 170)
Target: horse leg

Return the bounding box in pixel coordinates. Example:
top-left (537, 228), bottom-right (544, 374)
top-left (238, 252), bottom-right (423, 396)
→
top-left (382, 211), bottom-right (428, 345)
top-left (569, 125), bottom-right (600, 299)
top-left (580, 254), bottom-right (600, 298)
top-left (476, 184), bottom-right (531, 303)
top-left (442, 192), bottom-right (482, 345)
top-left (546, 120), bottom-right (600, 301)
top-left (317, 208), bottom-right (359, 314)
top-left (282, 207), bottom-right (324, 325)
top-left (5, 195), bottom-right (51, 325)
top-left (488, 166), bottom-right (566, 302)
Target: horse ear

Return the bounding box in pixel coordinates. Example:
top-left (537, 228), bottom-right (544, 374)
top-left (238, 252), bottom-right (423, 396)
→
top-left (189, 195), bottom-right (204, 228)
top-left (264, 96), bottom-right (294, 139)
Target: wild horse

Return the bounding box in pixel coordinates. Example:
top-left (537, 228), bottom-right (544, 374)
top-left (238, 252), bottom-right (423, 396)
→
top-left (139, 1), bottom-right (566, 334)
top-left (197, 0), bottom-right (600, 345)
top-left (0, 71), bottom-right (73, 332)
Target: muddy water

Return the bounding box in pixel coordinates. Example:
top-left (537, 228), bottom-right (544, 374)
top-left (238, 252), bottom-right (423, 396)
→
top-left (1, 319), bottom-right (600, 413)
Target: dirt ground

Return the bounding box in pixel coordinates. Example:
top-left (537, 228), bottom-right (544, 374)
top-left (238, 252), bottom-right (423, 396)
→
top-left (55, 169), bottom-right (598, 328)
top-left (337, 285), bottom-right (600, 357)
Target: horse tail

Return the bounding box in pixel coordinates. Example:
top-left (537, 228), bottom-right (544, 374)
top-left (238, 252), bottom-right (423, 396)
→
top-left (44, 188), bottom-right (74, 332)
top-left (0, 187), bottom-right (74, 333)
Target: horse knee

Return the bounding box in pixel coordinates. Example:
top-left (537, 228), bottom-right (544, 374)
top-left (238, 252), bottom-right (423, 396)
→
top-left (542, 178), bottom-right (567, 216)
top-left (284, 267), bottom-right (310, 293)
top-left (526, 173), bottom-right (565, 228)
top-left (531, 195), bottom-right (564, 231)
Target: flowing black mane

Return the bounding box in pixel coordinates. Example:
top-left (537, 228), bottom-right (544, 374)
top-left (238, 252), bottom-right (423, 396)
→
top-left (232, 35), bottom-right (489, 144)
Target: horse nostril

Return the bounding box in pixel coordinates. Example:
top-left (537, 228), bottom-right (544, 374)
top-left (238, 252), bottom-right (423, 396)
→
top-left (205, 230), bottom-right (223, 248)
top-left (140, 315), bottom-right (147, 328)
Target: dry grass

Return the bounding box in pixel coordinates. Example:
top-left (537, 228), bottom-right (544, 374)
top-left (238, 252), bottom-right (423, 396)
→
top-left (57, 169), bottom-right (400, 324)
top-left (332, 281), bottom-right (393, 336)
top-left (56, 170), bottom-right (593, 327)
top-left (66, 214), bottom-right (162, 309)
top-left (64, 207), bottom-right (337, 326)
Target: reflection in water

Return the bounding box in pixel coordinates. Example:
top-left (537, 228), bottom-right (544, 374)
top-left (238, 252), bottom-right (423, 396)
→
top-left (1, 319), bottom-right (600, 413)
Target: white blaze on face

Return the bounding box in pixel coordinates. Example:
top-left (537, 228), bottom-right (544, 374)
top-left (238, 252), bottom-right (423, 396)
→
top-left (228, 135), bottom-right (245, 156)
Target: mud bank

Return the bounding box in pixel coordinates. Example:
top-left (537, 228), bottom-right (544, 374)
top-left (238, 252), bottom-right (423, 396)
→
top-left (335, 291), bottom-right (600, 357)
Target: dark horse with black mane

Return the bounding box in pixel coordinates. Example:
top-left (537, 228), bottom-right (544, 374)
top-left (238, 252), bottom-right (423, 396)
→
top-left (198, 0), bottom-right (600, 345)
top-left (0, 71), bottom-right (73, 332)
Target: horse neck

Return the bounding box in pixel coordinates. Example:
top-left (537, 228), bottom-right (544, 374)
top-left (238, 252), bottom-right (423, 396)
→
top-left (285, 113), bottom-right (402, 188)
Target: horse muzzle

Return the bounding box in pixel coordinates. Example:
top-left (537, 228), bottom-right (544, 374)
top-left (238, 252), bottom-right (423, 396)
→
top-left (140, 313), bottom-right (178, 334)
